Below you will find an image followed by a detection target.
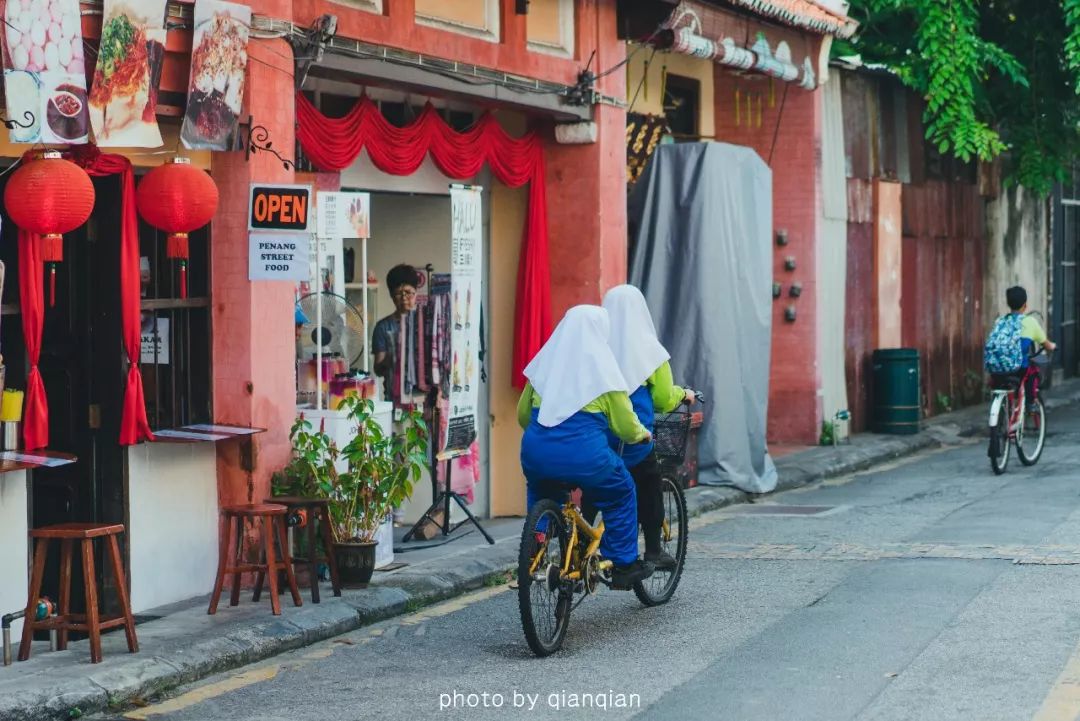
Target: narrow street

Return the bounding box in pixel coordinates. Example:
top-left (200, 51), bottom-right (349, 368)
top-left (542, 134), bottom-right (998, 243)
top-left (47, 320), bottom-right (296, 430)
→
top-left (95, 405), bottom-right (1080, 721)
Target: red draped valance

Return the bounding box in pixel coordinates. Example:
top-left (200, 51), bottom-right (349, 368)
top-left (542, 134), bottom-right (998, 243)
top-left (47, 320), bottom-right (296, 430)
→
top-left (16, 145), bottom-right (154, 449)
top-left (295, 92), bottom-right (551, 388)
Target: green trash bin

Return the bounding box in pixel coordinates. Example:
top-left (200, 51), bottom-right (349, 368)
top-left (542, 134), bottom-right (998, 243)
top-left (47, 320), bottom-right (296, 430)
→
top-left (871, 348), bottom-right (921, 434)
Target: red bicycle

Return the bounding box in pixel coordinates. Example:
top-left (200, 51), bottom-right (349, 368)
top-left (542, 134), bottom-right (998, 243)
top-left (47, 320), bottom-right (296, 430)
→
top-left (988, 350), bottom-right (1048, 475)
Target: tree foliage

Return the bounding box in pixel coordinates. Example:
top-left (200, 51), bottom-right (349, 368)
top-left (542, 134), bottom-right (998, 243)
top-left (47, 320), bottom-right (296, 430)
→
top-left (836, 0), bottom-right (1080, 194)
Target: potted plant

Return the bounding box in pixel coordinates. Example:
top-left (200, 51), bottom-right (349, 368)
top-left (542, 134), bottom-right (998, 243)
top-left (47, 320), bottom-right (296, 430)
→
top-left (330, 396), bottom-right (428, 585)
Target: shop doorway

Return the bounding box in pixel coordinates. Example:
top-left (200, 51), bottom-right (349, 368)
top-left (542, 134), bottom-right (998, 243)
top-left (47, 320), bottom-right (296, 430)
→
top-left (0, 174), bottom-right (128, 615)
top-left (1054, 176), bottom-right (1080, 376)
top-left (344, 186), bottom-right (492, 523)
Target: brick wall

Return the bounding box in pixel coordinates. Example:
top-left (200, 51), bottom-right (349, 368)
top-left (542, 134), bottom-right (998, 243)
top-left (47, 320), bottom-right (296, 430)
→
top-left (713, 69), bottom-right (824, 444)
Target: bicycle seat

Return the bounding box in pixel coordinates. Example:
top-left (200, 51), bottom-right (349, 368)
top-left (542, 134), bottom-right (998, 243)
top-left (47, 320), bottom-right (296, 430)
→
top-left (989, 374), bottom-right (1021, 390)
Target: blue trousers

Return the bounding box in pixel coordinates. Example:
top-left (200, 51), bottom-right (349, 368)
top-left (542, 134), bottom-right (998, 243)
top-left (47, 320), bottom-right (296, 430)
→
top-left (521, 409), bottom-right (639, 566)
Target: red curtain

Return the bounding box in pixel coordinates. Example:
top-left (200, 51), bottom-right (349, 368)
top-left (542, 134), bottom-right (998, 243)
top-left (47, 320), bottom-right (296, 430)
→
top-left (15, 146), bottom-right (154, 449)
top-left (295, 93), bottom-right (551, 387)
top-left (18, 229), bottom-right (47, 449)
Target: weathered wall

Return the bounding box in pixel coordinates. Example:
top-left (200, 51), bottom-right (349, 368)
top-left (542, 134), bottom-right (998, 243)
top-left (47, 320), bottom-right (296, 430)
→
top-left (841, 68), bottom-right (987, 426)
top-left (984, 187), bottom-right (1050, 330)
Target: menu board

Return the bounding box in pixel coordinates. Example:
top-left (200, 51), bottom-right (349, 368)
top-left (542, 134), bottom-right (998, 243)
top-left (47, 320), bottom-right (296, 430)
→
top-left (2, 0), bottom-right (90, 144)
top-left (181, 0), bottom-right (250, 150)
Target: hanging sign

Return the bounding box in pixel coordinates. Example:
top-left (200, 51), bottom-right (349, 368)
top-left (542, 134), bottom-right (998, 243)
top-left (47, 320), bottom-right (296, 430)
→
top-left (249, 184), bottom-right (312, 231)
top-left (317, 191), bottom-right (370, 239)
top-left (441, 185), bottom-right (483, 457)
top-left (140, 314), bottom-right (170, 364)
top-left (2, 0), bottom-right (90, 144)
top-left (249, 232), bottom-right (310, 281)
top-left (88, 0), bottom-right (168, 147)
top-left (181, 0), bottom-right (251, 150)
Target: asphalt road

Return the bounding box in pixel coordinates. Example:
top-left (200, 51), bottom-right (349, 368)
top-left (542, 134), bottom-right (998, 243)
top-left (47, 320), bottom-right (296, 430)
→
top-left (99, 407), bottom-right (1080, 721)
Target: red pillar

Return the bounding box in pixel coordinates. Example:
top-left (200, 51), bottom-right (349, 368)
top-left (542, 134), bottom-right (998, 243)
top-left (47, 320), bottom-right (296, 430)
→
top-left (543, 103), bottom-right (628, 317)
top-left (210, 13), bottom-right (296, 508)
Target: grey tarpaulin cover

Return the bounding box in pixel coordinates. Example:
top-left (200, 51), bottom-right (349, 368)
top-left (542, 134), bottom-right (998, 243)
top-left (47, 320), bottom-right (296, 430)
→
top-left (629, 142), bottom-right (777, 492)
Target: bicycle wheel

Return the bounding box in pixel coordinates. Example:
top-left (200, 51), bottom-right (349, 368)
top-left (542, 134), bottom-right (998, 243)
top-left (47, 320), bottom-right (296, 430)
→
top-left (989, 395), bottom-right (1010, 475)
top-left (633, 477), bottom-right (689, 607)
top-left (518, 499), bottom-right (572, 657)
top-left (1017, 396), bottom-right (1046, 466)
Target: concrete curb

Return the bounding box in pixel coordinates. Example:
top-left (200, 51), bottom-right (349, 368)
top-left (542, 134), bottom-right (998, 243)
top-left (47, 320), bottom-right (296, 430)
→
top-left (7, 380), bottom-right (1080, 721)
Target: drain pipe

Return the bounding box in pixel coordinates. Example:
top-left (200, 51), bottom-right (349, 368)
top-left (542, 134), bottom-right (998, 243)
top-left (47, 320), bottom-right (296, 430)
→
top-left (2, 609), bottom-right (24, 666)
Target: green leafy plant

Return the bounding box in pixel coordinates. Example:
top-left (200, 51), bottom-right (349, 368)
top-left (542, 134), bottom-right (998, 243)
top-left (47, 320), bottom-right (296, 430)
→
top-left (820, 420), bottom-right (836, 446)
top-left (836, 0), bottom-right (1080, 194)
top-left (330, 396), bottom-right (428, 543)
top-left (936, 392), bottom-right (953, 413)
top-left (272, 415), bottom-right (339, 499)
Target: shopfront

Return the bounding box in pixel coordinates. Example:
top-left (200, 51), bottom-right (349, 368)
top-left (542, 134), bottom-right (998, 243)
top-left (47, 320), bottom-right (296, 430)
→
top-left (1, 0), bottom-right (629, 641)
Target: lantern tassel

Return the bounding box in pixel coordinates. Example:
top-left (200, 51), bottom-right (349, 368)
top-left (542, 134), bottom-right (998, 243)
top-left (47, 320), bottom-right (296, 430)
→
top-left (48, 264), bottom-right (56, 308)
top-left (166, 233), bottom-right (189, 260)
top-left (179, 260), bottom-right (187, 300)
top-left (42, 234), bottom-right (63, 263)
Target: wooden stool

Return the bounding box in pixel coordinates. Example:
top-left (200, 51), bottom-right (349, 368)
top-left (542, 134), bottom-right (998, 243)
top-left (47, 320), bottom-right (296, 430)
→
top-left (19, 523), bottom-right (138, 664)
top-left (209, 503), bottom-right (302, 616)
top-left (265, 497), bottom-right (341, 603)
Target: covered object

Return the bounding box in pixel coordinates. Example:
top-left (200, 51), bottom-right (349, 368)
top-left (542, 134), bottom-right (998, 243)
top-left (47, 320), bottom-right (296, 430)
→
top-left (629, 142), bottom-right (777, 492)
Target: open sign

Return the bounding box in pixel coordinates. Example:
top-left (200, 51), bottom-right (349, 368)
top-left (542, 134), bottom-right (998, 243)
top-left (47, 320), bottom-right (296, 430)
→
top-left (248, 184), bottom-right (312, 231)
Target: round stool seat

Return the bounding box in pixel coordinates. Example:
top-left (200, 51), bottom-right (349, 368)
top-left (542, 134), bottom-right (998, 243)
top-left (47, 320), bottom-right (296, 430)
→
top-left (222, 503), bottom-right (287, 516)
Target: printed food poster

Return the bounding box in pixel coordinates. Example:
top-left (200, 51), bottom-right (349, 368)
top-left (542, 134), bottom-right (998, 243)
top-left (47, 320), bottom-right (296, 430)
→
top-left (88, 0), bottom-right (167, 147)
top-left (441, 186), bottom-right (483, 458)
top-left (2, 0), bottom-right (90, 144)
top-left (180, 0), bottom-right (250, 151)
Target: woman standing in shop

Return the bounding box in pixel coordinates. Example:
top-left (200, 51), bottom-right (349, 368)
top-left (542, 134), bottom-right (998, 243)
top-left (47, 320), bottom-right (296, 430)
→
top-left (372, 264), bottom-right (420, 405)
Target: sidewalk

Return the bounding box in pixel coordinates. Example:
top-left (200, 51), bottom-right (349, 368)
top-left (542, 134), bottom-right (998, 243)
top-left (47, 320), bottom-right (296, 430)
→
top-left (5, 378), bottom-right (1080, 721)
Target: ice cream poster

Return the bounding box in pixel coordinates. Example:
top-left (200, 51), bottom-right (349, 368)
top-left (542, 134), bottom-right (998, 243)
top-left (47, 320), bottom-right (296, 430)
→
top-left (88, 0), bottom-right (167, 147)
top-left (180, 0), bottom-right (250, 151)
top-left (441, 186), bottom-right (483, 458)
top-left (2, 0), bottom-right (90, 144)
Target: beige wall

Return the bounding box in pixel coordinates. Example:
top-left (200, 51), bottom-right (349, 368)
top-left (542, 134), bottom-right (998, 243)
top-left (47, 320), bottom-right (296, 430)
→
top-left (416, 0), bottom-right (491, 29)
top-left (0, 123), bottom-right (210, 169)
top-left (625, 43), bottom-right (715, 139)
top-left (488, 112), bottom-right (527, 518)
top-left (984, 187), bottom-right (1050, 330)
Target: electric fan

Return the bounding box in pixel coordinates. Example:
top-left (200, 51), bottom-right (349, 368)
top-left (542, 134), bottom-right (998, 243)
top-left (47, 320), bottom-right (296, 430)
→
top-left (298, 292), bottom-right (366, 367)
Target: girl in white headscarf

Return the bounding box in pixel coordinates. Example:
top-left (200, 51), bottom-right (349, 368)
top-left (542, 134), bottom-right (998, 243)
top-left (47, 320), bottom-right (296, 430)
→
top-left (601, 284), bottom-right (695, 570)
top-left (517, 305), bottom-right (655, 588)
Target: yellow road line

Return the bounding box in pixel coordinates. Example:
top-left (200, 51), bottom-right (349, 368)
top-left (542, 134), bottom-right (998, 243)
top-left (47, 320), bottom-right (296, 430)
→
top-left (122, 583), bottom-right (512, 719)
top-left (123, 667), bottom-right (281, 720)
top-left (1031, 637), bottom-right (1080, 721)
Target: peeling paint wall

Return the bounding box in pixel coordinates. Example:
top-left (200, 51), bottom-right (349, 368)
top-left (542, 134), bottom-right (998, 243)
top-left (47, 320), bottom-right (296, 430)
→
top-left (984, 187), bottom-right (1050, 329)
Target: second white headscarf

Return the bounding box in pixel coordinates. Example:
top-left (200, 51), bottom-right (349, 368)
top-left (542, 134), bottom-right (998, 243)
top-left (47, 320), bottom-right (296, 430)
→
top-left (602, 284), bottom-right (671, 390)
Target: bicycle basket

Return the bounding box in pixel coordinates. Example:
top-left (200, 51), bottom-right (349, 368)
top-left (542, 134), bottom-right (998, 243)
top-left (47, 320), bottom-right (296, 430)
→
top-left (653, 411), bottom-right (692, 462)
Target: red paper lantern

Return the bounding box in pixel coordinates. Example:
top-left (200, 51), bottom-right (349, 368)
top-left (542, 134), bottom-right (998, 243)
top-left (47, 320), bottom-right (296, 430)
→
top-left (135, 157), bottom-right (219, 299)
top-left (4, 150), bottom-right (96, 306)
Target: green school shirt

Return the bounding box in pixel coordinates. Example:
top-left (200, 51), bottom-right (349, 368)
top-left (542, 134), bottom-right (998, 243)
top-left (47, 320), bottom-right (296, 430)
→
top-left (1020, 314), bottom-right (1047, 345)
top-left (516, 382), bottom-right (650, 444)
top-left (647, 361), bottom-right (685, 414)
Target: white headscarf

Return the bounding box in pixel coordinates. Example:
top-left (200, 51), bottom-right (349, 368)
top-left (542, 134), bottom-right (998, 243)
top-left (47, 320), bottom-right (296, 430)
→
top-left (524, 305), bottom-right (630, 427)
top-left (602, 284), bottom-right (671, 390)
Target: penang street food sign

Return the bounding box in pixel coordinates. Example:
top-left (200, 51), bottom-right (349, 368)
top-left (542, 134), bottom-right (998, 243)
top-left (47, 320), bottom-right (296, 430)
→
top-left (248, 183), bottom-right (312, 281)
top-left (248, 183), bottom-right (312, 232)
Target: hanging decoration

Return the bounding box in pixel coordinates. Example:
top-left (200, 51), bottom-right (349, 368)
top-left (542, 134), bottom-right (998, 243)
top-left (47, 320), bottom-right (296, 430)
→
top-left (295, 93), bottom-right (551, 388)
top-left (4, 151), bottom-right (95, 306)
top-left (135, 158), bottom-right (219, 298)
top-left (10, 145), bottom-right (153, 450)
top-left (180, 0), bottom-right (251, 151)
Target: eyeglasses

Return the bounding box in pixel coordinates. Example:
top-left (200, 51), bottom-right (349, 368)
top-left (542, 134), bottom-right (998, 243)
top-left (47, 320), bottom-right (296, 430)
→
top-left (393, 289), bottom-right (417, 299)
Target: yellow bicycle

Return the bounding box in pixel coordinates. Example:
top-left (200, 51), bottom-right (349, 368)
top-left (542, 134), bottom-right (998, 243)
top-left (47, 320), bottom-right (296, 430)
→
top-left (517, 402), bottom-right (696, 657)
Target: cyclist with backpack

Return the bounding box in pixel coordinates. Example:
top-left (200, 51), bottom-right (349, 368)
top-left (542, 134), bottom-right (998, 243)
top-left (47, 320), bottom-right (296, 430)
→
top-left (985, 286), bottom-right (1056, 398)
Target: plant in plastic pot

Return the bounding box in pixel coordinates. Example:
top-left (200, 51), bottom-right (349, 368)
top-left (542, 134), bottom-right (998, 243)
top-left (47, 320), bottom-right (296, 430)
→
top-left (332, 396), bottom-right (428, 585)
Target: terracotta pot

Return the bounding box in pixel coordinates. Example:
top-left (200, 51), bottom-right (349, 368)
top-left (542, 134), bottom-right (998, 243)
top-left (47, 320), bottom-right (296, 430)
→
top-left (336, 541), bottom-right (378, 586)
